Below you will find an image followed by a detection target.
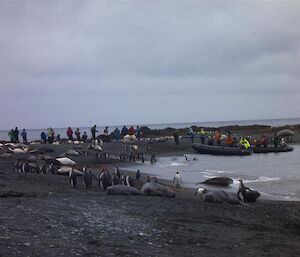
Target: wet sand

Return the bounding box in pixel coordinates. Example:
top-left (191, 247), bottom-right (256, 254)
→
top-left (0, 139), bottom-right (299, 257)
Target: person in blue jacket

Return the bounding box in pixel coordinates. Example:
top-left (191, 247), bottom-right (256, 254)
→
top-left (20, 129), bottom-right (28, 144)
top-left (41, 131), bottom-right (47, 144)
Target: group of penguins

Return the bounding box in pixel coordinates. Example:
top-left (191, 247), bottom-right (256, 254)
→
top-left (13, 156), bottom-right (142, 191)
top-left (69, 167), bottom-right (140, 190)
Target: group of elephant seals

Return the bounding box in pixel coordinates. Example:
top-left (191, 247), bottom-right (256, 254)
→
top-left (106, 182), bottom-right (176, 198)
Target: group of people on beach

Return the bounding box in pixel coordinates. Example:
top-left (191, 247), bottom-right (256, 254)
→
top-left (66, 127), bottom-right (88, 142)
top-left (90, 125), bottom-right (142, 141)
top-left (7, 124), bottom-right (143, 144)
top-left (8, 127), bottom-right (27, 144)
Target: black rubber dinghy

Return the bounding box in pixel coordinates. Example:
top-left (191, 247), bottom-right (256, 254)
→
top-left (253, 145), bottom-right (293, 153)
top-left (192, 143), bottom-right (252, 156)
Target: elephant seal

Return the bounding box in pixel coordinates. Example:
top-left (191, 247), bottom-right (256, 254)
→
top-left (141, 182), bottom-right (176, 198)
top-left (106, 185), bottom-right (142, 196)
top-left (203, 190), bottom-right (240, 204)
top-left (57, 166), bottom-right (82, 176)
top-left (197, 177), bottom-right (233, 186)
top-left (56, 157), bottom-right (76, 166)
top-left (65, 150), bottom-right (80, 156)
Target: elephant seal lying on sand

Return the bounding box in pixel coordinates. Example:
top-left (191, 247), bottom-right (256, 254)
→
top-left (203, 190), bottom-right (240, 204)
top-left (106, 185), bottom-right (142, 196)
top-left (197, 177), bottom-right (233, 186)
top-left (141, 182), bottom-right (176, 198)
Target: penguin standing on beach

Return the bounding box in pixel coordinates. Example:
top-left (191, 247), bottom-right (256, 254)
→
top-left (195, 188), bottom-right (207, 199)
top-left (173, 171), bottom-right (182, 188)
top-left (150, 153), bottom-right (156, 163)
top-left (39, 163), bottom-right (47, 174)
top-left (136, 169), bottom-right (141, 181)
top-left (237, 179), bottom-right (250, 202)
top-left (69, 167), bottom-right (77, 188)
top-left (83, 167), bottom-right (92, 189)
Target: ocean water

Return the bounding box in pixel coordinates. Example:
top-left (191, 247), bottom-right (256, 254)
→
top-left (127, 145), bottom-right (300, 201)
top-left (1, 117), bottom-right (300, 142)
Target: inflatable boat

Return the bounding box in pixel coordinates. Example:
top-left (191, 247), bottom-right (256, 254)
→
top-left (252, 145), bottom-right (293, 153)
top-left (192, 143), bottom-right (252, 156)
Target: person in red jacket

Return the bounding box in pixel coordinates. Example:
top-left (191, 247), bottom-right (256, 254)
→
top-left (67, 127), bottom-right (73, 141)
top-left (128, 126), bottom-right (136, 136)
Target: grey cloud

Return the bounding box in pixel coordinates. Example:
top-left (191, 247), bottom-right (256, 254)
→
top-left (0, 1), bottom-right (299, 129)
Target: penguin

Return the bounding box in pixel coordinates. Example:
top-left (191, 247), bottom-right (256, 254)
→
top-left (237, 179), bottom-right (251, 203)
top-left (14, 159), bottom-right (21, 172)
top-left (115, 167), bottom-right (121, 180)
top-left (141, 153), bottom-right (145, 163)
top-left (22, 161), bottom-right (30, 173)
top-left (125, 175), bottom-right (133, 187)
top-left (69, 167), bottom-right (77, 188)
top-left (98, 169), bottom-right (112, 191)
top-left (83, 167), bottom-right (92, 189)
top-left (39, 164), bottom-right (47, 174)
top-left (49, 163), bottom-right (57, 174)
top-left (136, 169), bottom-right (141, 181)
top-left (150, 153), bottom-right (156, 163)
top-left (195, 188), bottom-right (207, 199)
top-left (146, 175), bottom-right (151, 182)
top-left (173, 171), bottom-right (182, 188)
top-left (112, 174), bottom-right (120, 185)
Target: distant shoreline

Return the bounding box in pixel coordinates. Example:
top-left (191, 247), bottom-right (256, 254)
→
top-left (0, 119), bottom-right (300, 142)
top-left (1, 117), bottom-right (300, 132)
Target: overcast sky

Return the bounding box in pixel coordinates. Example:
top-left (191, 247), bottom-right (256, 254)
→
top-left (0, 0), bottom-right (299, 130)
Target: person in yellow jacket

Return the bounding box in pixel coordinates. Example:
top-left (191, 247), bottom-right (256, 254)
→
top-left (239, 137), bottom-right (251, 150)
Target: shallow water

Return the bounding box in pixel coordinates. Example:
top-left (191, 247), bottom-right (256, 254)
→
top-left (127, 145), bottom-right (300, 201)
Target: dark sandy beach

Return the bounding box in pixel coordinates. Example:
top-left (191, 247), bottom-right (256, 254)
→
top-left (0, 138), bottom-right (299, 257)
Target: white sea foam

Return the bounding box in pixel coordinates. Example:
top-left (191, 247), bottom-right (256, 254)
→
top-left (236, 176), bottom-right (281, 184)
top-left (205, 169), bottom-right (232, 174)
top-left (158, 162), bottom-right (188, 168)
